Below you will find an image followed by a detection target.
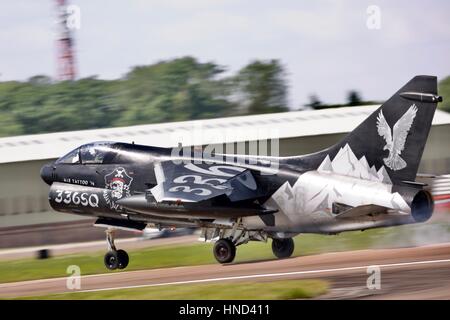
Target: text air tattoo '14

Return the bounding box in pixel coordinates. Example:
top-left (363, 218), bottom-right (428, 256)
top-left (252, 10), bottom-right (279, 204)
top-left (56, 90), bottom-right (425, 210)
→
top-left (41, 76), bottom-right (442, 270)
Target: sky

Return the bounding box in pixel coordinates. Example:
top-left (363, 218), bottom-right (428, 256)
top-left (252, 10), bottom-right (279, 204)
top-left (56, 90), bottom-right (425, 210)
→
top-left (1, 0), bottom-right (449, 108)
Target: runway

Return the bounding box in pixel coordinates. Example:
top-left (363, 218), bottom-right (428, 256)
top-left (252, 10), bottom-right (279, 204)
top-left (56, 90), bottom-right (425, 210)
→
top-left (1, 242), bottom-right (450, 299)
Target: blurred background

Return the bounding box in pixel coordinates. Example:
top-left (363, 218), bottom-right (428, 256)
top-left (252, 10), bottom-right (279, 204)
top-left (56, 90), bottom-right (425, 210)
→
top-left (0, 0), bottom-right (449, 253)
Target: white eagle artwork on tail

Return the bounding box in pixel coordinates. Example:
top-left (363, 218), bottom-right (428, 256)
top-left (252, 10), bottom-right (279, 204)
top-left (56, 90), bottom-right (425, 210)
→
top-left (376, 104), bottom-right (418, 171)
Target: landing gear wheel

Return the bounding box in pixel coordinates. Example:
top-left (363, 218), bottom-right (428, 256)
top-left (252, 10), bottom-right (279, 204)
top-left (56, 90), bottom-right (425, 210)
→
top-left (272, 238), bottom-right (294, 259)
top-left (104, 250), bottom-right (119, 270)
top-left (103, 230), bottom-right (130, 270)
top-left (213, 238), bottom-right (236, 264)
top-left (117, 249), bottom-right (129, 269)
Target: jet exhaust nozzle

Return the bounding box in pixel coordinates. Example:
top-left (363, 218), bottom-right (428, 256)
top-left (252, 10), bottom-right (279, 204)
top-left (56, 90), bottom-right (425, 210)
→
top-left (410, 189), bottom-right (434, 223)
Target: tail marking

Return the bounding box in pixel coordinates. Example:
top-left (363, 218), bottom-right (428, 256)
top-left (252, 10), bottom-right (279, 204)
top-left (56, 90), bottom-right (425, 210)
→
top-left (376, 104), bottom-right (418, 171)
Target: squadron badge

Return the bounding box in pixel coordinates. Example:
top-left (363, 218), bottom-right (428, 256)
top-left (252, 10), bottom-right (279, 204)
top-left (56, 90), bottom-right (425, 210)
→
top-left (103, 167), bottom-right (133, 210)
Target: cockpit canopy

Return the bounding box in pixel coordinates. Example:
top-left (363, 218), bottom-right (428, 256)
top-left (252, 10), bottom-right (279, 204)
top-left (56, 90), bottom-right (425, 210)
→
top-left (55, 141), bottom-right (120, 165)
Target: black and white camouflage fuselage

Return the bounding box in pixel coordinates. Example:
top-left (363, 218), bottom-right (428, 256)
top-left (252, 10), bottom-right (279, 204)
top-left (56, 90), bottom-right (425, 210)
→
top-left (40, 75), bottom-right (441, 266)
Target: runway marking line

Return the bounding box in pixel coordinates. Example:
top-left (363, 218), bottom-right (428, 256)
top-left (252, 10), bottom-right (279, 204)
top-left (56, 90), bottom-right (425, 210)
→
top-left (71, 258), bottom-right (450, 294)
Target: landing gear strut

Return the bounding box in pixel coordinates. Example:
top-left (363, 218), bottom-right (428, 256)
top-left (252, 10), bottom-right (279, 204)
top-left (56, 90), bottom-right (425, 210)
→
top-left (271, 238), bottom-right (294, 259)
top-left (104, 229), bottom-right (129, 270)
top-left (213, 238), bottom-right (236, 264)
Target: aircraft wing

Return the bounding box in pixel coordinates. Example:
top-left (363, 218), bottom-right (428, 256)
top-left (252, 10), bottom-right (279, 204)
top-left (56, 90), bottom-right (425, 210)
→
top-left (150, 161), bottom-right (265, 203)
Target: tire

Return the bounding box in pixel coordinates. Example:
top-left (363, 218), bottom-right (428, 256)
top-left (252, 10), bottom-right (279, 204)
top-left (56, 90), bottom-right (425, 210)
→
top-left (272, 238), bottom-right (294, 259)
top-left (117, 249), bottom-right (129, 269)
top-left (104, 250), bottom-right (119, 270)
top-left (213, 238), bottom-right (236, 264)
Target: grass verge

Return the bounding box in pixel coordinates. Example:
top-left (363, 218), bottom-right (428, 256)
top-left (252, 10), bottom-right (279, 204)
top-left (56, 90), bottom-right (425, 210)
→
top-left (22, 279), bottom-right (329, 300)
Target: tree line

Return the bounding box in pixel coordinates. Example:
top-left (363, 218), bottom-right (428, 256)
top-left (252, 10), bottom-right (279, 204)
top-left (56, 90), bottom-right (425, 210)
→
top-left (0, 57), bottom-right (289, 137)
top-left (0, 56), bottom-right (448, 138)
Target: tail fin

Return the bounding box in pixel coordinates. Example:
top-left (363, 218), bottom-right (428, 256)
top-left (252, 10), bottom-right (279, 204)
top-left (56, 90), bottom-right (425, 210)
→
top-left (303, 76), bottom-right (441, 184)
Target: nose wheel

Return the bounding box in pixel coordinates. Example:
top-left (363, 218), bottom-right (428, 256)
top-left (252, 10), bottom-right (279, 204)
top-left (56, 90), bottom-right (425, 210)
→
top-left (104, 229), bottom-right (129, 270)
top-left (104, 249), bottom-right (129, 270)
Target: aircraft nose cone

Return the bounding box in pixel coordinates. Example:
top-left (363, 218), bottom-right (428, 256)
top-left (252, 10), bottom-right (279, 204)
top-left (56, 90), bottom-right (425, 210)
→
top-left (40, 164), bottom-right (54, 185)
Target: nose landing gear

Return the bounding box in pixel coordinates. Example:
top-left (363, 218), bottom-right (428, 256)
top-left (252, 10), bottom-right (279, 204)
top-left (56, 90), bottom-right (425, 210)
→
top-left (104, 229), bottom-right (129, 270)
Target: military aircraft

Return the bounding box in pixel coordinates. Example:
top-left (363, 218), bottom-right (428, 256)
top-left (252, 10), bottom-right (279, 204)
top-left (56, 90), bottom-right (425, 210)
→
top-left (41, 75), bottom-right (442, 270)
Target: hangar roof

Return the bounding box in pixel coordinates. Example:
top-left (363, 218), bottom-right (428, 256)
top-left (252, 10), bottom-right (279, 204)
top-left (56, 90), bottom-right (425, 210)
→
top-left (1, 105), bottom-right (450, 164)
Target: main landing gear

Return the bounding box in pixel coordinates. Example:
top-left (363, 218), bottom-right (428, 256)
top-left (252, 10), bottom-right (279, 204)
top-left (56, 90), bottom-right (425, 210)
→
top-left (104, 229), bottom-right (129, 270)
top-left (212, 237), bottom-right (294, 264)
top-left (203, 227), bottom-right (295, 264)
top-left (271, 238), bottom-right (294, 259)
top-left (213, 238), bottom-right (236, 264)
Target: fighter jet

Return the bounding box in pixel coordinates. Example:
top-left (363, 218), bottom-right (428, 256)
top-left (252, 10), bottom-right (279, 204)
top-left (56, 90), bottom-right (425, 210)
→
top-left (40, 75), bottom-right (442, 270)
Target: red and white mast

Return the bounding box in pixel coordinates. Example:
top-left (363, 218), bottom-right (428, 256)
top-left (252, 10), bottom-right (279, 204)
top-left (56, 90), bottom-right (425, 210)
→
top-left (55, 0), bottom-right (77, 81)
